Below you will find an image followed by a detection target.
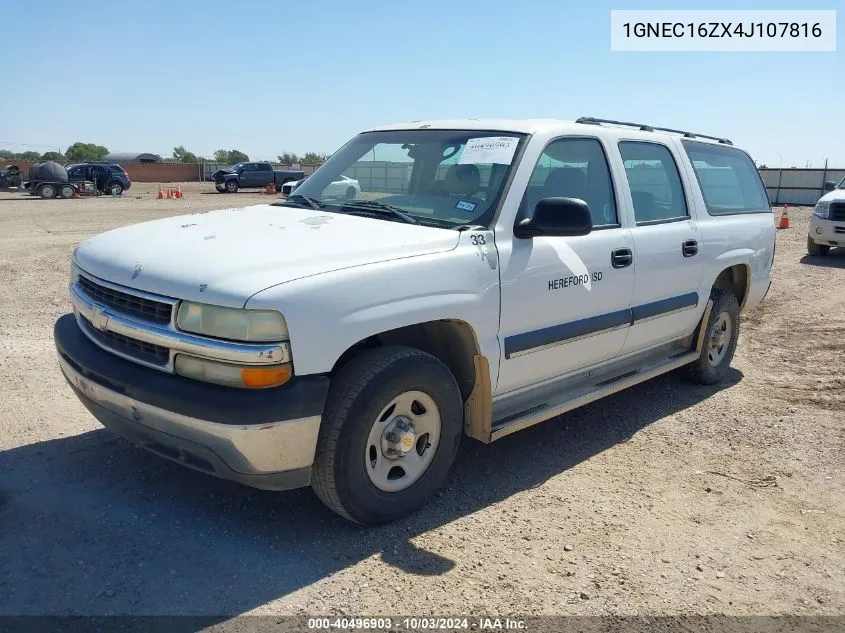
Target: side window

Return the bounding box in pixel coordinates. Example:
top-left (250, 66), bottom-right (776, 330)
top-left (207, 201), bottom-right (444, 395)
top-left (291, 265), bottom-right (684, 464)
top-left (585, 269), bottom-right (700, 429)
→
top-left (254, 163), bottom-right (271, 172)
top-left (521, 137), bottom-right (618, 227)
top-left (681, 140), bottom-right (770, 214)
top-left (618, 141), bottom-right (688, 224)
top-left (68, 167), bottom-right (84, 178)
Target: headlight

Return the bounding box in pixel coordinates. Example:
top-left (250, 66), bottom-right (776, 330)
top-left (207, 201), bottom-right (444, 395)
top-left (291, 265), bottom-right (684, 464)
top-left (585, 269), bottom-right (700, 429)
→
top-left (176, 301), bottom-right (289, 342)
top-left (813, 202), bottom-right (830, 219)
top-left (175, 354), bottom-right (292, 389)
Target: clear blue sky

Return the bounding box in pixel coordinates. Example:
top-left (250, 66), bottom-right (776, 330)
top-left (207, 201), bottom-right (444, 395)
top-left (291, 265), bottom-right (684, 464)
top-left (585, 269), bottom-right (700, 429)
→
top-left (0, 0), bottom-right (841, 166)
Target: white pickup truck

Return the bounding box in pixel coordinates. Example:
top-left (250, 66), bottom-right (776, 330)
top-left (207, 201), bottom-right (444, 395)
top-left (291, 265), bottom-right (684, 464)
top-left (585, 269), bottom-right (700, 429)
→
top-left (808, 176), bottom-right (845, 256)
top-left (55, 117), bottom-right (775, 524)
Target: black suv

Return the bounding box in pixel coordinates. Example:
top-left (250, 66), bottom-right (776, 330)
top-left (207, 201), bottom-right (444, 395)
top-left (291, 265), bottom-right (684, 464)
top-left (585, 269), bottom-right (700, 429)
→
top-left (67, 163), bottom-right (132, 196)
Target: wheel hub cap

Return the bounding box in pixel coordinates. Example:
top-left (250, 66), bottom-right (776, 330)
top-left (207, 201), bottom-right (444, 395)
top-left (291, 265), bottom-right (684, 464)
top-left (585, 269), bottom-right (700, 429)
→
top-left (382, 417), bottom-right (417, 457)
top-left (707, 311), bottom-right (732, 367)
top-left (365, 390), bottom-right (442, 493)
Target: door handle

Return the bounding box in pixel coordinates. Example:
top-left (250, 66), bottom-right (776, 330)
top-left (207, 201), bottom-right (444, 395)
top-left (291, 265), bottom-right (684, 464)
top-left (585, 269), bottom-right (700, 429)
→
top-left (611, 248), bottom-right (633, 268)
top-left (682, 239), bottom-right (698, 257)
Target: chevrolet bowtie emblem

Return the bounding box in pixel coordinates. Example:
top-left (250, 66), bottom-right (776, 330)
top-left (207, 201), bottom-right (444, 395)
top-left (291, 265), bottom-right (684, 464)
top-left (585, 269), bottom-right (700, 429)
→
top-left (91, 305), bottom-right (109, 331)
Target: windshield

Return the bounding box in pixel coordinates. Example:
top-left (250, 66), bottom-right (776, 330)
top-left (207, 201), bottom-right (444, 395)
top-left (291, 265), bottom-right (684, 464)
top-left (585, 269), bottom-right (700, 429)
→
top-left (839, 177), bottom-right (845, 189)
top-left (276, 129), bottom-right (526, 228)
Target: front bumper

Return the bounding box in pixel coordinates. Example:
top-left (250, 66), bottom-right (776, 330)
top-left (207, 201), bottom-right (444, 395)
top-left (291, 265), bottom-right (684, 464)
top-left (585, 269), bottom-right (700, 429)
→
top-left (808, 215), bottom-right (845, 247)
top-left (54, 314), bottom-right (329, 491)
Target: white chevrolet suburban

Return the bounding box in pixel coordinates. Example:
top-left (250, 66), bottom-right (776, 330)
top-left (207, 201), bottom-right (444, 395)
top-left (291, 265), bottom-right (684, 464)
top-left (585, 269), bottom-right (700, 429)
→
top-left (808, 176), bottom-right (845, 256)
top-left (55, 117), bottom-right (775, 524)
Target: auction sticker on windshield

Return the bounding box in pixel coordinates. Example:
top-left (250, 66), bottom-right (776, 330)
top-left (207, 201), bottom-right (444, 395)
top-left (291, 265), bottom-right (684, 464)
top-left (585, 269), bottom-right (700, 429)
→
top-left (459, 137), bottom-right (519, 165)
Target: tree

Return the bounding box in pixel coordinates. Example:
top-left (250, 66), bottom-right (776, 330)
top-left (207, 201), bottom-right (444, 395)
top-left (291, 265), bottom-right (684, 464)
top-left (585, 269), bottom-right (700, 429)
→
top-left (172, 145), bottom-right (201, 163)
top-left (301, 152), bottom-right (328, 164)
top-left (0, 150), bottom-right (14, 160)
top-left (18, 151), bottom-right (41, 161)
top-left (277, 152), bottom-right (299, 164)
top-left (65, 142), bottom-right (109, 162)
top-left (41, 151), bottom-right (64, 162)
top-left (213, 149), bottom-right (249, 164)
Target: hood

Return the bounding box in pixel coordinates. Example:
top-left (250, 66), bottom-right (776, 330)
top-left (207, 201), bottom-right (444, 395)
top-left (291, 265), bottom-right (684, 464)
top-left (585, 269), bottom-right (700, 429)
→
top-left (73, 203), bottom-right (460, 307)
top-left (819, 189), bottom-right (845, 204)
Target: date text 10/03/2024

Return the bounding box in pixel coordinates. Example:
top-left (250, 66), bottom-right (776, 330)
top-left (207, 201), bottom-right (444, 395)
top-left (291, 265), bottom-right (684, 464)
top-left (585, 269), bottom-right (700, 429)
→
top-left (307, 617), bottom-right (527, 630)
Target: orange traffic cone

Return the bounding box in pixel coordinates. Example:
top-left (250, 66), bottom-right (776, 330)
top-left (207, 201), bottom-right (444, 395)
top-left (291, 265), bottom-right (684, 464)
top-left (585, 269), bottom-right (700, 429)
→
top-left (175, 185), bottom-right (183, 199)
top-left (777, 205), bottom-right (790, 229)
top-left (157, 185), bottom-right (164, 199)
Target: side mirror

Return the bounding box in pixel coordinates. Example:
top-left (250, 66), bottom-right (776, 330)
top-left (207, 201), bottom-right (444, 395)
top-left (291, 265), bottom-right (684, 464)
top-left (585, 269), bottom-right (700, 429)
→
top-left (823, 180), bottom-right (836, 192)
top-left (514, 197), bottom-right (593, 239)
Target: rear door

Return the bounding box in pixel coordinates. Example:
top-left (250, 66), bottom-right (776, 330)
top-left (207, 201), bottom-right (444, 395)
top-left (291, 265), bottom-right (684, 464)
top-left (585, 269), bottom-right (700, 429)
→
top-left (90, 165), bottom-right (108, 190)
top-left (252, 163), bottom-right (273, 187)
top-left (615, 140), bottom-right (704, 354)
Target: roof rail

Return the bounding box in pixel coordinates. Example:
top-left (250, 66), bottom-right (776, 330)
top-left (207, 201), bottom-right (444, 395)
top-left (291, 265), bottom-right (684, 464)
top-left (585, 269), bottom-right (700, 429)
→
top-left (575, 117), bottom-right (732, 145)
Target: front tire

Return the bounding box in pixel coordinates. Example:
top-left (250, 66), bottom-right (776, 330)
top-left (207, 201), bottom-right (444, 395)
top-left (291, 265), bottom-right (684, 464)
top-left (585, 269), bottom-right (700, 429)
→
top-left (685, 288), bottom-right (740, 385)
top-left (39, 184), bottom-right (56, 199)
top-left (311, 346), bottom-right (463, 524)
top-left (225, 180), bottom-right (239, 193)
top-left (215, 182), bottom-right (226, 193)
top-left (345, 186), bottom-right (357, 200)
top-left (807, 235), bottom-right (830, 256)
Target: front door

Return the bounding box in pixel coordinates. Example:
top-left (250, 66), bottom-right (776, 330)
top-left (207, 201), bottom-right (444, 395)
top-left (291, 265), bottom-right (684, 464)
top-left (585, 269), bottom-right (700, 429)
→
top-left (615, 140), bottom-right (704, 354)
top-left (496, 136), bottom-right (635, 395)
top-left (239, 163), bottom-right (257, 187)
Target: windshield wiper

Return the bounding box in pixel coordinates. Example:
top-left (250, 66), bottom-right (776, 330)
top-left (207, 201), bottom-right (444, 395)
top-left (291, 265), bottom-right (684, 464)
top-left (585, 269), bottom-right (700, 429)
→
top-left (272, 194), bottom-right (323, 210)
top-left (337, 200), bottom-right (418, 225)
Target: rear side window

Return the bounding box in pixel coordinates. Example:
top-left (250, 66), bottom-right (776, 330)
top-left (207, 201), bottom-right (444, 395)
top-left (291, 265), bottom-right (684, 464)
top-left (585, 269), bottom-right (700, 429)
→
top-left (682, 141), bottom-right (770, 215)
top-left (618, 141), bottom-right (688, 224)
top-left (255, 163), bottom-right (271, 171)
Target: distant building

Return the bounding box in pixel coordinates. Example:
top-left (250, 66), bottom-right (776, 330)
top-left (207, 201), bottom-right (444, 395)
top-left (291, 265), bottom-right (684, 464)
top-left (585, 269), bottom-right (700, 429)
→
top-left (102, 152), bottom-right (162, 164)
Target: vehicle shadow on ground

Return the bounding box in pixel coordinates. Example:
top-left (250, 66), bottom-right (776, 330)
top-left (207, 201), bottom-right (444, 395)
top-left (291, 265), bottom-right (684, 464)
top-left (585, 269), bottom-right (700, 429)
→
top-left (0, 196), bottom-right (40, 203)
top-left (800, 250), bottom-right (845, 269)
top-left (0, 368), bottom-right (741, 617)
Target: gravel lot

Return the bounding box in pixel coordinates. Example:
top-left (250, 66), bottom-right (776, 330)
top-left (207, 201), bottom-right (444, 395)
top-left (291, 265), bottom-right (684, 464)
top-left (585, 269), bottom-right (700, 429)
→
top-left (0, 183), bottom-right (842, 618)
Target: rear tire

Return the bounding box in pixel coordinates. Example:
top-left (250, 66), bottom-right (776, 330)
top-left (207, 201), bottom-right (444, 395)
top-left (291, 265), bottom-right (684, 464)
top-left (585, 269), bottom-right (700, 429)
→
top-left (345, 186), bottom-right (357, 199)
top-left (311, 346), bottom-right (463, 524)
top-left (684, 288), bottom-right (740, 385)
top-left (59, 185), bottom-right (75, 199)
top-left (107, 182), bottom-right (123, 196)
top-left (807, 235), bottom-right (830, 256)
top-left (39, 184), bottom-right (56, 199)
top-left (225, 180), bottom-right (238, 193)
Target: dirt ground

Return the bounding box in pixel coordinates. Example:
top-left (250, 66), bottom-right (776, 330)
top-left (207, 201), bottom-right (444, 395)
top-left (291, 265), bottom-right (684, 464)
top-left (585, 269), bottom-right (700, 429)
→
top-left (0, 182), bottom-right (842, 619)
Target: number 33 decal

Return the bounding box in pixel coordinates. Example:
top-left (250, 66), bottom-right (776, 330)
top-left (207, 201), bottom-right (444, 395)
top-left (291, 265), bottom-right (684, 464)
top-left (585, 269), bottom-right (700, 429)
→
top-left (470, 234), bottom-right (486, 245)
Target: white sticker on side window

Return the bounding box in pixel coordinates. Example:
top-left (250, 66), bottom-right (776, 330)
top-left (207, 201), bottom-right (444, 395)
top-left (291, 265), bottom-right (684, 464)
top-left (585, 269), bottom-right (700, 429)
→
top-left (459, 137), bottom-right (518, 165)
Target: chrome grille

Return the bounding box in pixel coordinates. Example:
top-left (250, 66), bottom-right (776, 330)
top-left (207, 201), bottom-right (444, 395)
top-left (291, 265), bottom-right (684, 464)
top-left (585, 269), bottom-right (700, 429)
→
top-left (81, 316), bottom-right (169, 365)
top-left (831, 203), bottom-right (845, 222)
top-left (78, 275), bottom-right (172, 324)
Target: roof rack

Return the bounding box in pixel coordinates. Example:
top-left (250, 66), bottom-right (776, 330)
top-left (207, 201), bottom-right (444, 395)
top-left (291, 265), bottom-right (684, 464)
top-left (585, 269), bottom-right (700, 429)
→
top-left (575, 117), bottom-right (732, 145)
